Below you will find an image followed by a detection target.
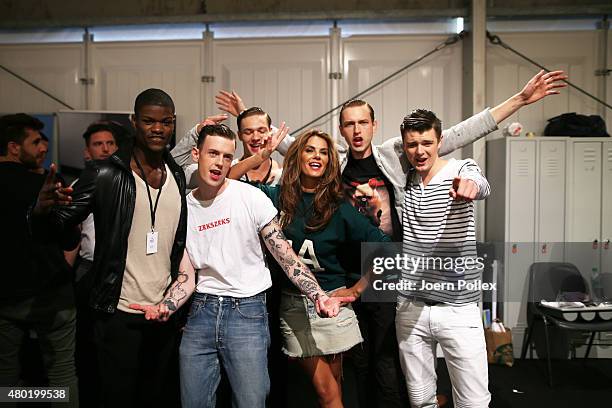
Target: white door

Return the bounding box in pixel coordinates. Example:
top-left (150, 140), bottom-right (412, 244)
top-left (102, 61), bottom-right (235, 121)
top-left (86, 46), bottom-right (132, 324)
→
top-left (567, 141), bottom-right (602, 289)
top-left (505, 139), bottom-right (537, 330)
top-left (536, 140), bottom-right (566, 261)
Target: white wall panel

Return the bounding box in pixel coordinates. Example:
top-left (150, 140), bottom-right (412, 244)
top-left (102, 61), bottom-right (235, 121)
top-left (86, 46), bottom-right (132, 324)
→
top-left (90, 41), bottom-right (202, 141)
top-left (0, 44), bottom-right (83, 113)
top-left (213, 38), bottom-right (329, 160)
top-left (487, 31), bottom-right (600, 139)
top-left (342, 35), bottom-right (462, 154)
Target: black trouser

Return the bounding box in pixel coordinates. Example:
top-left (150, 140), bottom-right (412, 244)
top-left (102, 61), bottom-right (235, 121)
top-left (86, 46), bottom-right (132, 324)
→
top-left (73, 258), bottom-right (98, 408)
top-left (0, 282), bottom-right (78, 408)
top-left (93, 310), bottom-right (180, 408)
top-left (348, 300), bottom-right (408, 408)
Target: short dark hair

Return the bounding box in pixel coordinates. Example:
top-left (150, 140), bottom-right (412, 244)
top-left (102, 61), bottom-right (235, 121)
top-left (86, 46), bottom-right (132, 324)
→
top-left (339, 99), bottom-right (375, 126)
top-left (237, 107), bottom-right (272, 132)
top-left (0, 113), bottom-right (44, 155)
top-left (197, 124), bottom-right (236, 149)
top-left (82, 121), bottom-right (128, 146)
top-left (134, 88), bottom-right (175, 117)
top-left (400, 109), bottom-right (442, 140)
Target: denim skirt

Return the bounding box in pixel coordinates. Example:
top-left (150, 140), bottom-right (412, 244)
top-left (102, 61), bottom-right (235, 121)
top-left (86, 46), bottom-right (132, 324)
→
top-left (279, 290), bottom-right (363, 358)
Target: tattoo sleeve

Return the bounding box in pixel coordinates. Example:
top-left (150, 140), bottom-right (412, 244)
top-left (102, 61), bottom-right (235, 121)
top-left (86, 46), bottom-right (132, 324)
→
top-left (261, 217), bottom-right (325, 302)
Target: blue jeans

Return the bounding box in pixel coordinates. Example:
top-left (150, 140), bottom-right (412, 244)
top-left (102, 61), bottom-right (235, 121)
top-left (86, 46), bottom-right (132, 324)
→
top-left (180, 292), bottom-right (270, 408)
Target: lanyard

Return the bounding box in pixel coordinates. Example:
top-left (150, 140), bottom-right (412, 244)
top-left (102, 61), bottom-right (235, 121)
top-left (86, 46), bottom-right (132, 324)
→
top-left (133, 154), bottom-right (164, 231)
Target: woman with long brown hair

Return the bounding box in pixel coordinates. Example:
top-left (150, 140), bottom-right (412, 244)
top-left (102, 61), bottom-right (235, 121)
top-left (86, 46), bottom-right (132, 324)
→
top-left (236, 129), bottom-right (389, 407)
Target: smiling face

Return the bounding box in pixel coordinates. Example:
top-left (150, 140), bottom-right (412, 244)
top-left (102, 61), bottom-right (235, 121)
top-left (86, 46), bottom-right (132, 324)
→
top-left (402, 128), bottom-right (442, 176)
top-left (131, 105), bottom-right (175, 154)
top-left (238, 114), bottom-right (271, 157)
top-left (339, 104), bottom-right (377, 159)
top-left (192, 134), bottom-right (235, 190)
top-left (299, 135), bottom-right (329, 188)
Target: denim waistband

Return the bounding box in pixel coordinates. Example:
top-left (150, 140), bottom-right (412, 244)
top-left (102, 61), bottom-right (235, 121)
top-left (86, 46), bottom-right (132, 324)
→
top-left (193, 291), bottom-right (266, 305)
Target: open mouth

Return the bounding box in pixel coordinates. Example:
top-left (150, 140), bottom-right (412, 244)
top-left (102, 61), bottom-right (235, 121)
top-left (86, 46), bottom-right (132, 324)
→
top-left (308, 162), bottom-right (322, 171)
top-left (352, 137), bottom-right (363, 147)
top-left (415, 158), bottom-right (427, 166)
top-left (210, 169), bottom-right (222, 181)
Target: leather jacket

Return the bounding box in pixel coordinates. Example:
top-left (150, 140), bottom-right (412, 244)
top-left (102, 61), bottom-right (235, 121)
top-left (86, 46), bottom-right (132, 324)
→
top-left (34, 145), bottom-right (187, 313)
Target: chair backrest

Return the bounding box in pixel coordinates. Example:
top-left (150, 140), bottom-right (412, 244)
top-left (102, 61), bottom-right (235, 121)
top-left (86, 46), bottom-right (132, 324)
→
top-left (527, 262), bottom-right (588, 303)
top-left (600, 273), bottom-right (612, 301)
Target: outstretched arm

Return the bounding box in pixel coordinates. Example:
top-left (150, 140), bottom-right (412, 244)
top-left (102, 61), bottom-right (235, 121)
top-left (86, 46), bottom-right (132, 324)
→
top-left (260, 217), bottom-right (355, 317)
top-left (490, 69), bottom-right (567, 124)
top-left (129, 250), bottom-right (196, 321)
top-left (439, 70), bottom-right (567, 156)
top-left (449, 159), bottom-right (490, 202)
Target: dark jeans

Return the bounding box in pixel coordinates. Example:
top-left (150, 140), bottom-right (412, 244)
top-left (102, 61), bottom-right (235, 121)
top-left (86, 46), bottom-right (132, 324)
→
top-left (93, 309), bottom-right (180, 408)
top-left (0, 282), bottom-right (78, 408)
top-left (348, 300), bottom-right (408, 408)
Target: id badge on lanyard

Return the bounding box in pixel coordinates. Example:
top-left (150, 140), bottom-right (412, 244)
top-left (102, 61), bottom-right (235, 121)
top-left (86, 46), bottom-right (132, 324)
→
top-left (146, 230), bottom-right (159, 255)
top-left (134, 155), bottom-right (164, 256)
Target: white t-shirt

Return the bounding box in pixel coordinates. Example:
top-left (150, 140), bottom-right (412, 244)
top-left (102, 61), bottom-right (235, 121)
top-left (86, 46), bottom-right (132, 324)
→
top-left (186, 179), bottom-right (278, 297)
top-left (79, 213), bottom-right (95, 261)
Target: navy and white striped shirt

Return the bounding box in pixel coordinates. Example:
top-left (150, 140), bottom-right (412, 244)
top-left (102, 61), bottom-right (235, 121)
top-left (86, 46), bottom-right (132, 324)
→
top-left (400, 158), bottom-right (490, 304)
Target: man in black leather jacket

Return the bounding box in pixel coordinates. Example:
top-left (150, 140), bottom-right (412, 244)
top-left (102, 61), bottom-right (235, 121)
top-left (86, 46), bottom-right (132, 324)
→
top-left (33, 89), bottom-right (187, 408)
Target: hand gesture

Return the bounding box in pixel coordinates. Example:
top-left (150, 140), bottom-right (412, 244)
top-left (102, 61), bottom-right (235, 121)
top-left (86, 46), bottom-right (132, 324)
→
top-left (33, 164), bottom-right (73, 215)
top-left (315, 294), bottom-right (356, 318)
top-left (518, 70), bottom-right (567, 106)
top-left (196, 114), bottom-right (228, 133)
top-left (261, 122), bottom-right (290, 159)
top-left (128, 302), bottom-right (170, 322)
top-left (449, 177), bottom-right (478, 202)
top-left (215, 90), bottom-right (246, 117)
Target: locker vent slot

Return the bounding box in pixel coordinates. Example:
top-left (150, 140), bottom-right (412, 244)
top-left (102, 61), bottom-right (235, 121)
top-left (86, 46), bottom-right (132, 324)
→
top-left (516, 159), bottom-right (530, 176)
top-left (582, 148), bottom-right (597, 162)
top-left (544, 158), bottom-right (561, 177)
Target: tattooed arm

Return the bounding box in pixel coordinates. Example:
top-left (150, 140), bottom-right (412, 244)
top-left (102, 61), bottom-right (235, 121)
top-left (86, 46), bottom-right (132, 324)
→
top-left (260, 217), bottom-right (355, 317)
top-left (129, 249), bottom-right (196, 321)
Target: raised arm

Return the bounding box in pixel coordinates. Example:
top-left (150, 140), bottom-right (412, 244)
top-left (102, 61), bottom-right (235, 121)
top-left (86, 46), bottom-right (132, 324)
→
top-left (228, 122), bottom-right (289, 180)
top-left (215, 89), bottom-right (296, 156)
top-left (129, 249), bottom-right (196, 321)
top-left (260, 217), bottom-right (355, 317)
top-left (170, 114), bottom-right (229, 168)
top-left (489, 70), bottom-right (567, 124)
top-left (439, 70), bottom-right (567, 156)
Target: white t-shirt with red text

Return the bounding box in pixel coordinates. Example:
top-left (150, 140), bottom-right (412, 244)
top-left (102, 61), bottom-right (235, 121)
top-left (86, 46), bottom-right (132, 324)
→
top-left (186, 179), bottom-right (278, 297)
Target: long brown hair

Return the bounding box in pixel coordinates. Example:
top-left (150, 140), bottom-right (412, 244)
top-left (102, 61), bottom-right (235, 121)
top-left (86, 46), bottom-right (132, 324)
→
top-left (279, 130), bottom-right (343, 232)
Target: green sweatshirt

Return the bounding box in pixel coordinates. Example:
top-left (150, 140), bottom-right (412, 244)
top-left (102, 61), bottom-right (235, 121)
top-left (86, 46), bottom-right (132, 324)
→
top-left (258, 185), bottom-right (390, 292)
